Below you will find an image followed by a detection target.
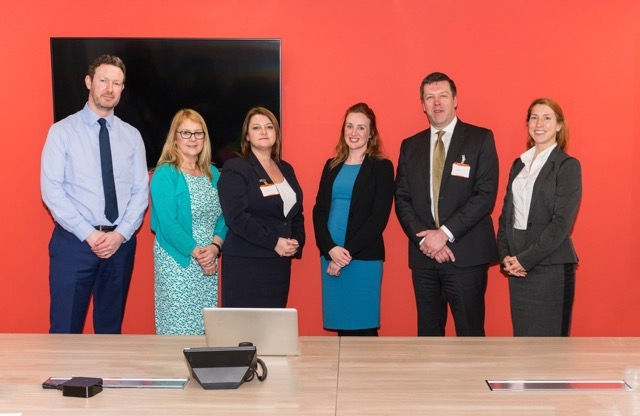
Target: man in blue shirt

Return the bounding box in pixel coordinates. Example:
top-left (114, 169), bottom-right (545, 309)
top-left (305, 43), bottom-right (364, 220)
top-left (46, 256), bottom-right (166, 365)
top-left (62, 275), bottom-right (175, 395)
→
top-left (41, 54), bottom-right (149, 333)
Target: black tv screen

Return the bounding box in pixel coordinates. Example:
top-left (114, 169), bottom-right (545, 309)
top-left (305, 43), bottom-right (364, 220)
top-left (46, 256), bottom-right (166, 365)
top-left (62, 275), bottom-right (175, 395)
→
top-left (50, 38), bottom-right (281, 168)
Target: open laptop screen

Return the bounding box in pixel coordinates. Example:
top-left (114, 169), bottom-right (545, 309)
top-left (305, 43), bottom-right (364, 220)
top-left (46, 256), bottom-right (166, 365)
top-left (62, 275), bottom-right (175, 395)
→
top-left (202, 308), bottom-right (299, 356)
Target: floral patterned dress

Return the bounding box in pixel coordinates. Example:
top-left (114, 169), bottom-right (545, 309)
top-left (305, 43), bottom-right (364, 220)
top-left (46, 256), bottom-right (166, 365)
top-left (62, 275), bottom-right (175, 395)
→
top-left (154, 172), bottom-right (222, 335)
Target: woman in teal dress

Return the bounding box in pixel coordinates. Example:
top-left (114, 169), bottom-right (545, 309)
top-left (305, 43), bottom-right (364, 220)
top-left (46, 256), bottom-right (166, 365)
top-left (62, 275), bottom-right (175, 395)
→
top-left (313, 103), bottom-right (394, 336)
top-left (150, 109), bottom-right (227, 335)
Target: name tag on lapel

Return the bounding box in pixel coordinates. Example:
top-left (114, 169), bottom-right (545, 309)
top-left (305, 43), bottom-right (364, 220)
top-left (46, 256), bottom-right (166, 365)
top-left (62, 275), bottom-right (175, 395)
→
top-left (260, 184), bottom-right (279, 197)
top-left (451, 163), bottom-right (470, 178)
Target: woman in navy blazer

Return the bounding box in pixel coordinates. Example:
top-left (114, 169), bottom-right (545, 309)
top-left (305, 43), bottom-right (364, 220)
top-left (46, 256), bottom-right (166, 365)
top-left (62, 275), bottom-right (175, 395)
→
top-left (497, 98), bottom-right (582, 336)
top-left (313, 103), bottom-right (394, 336)
top-left (218, 107), bottom-right (305, 308)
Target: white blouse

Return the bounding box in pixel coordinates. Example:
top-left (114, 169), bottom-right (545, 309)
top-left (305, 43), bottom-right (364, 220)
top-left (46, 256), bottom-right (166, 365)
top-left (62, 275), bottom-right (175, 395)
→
top-left (274, 179), bottom-right (297, 217)
top-left (512, 143), bottom-right (557, 230)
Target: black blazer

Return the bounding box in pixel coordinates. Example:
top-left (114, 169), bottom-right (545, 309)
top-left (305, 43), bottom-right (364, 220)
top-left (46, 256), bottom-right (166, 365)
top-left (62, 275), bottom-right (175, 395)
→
top-left (497, 146), bottom-right (581, 270)
top-left (313, 156), bottom-right (394, 261)
top-left (218, 153), bottom-right (305, 258)
top-left (395, 119), bottom-right (499, 268)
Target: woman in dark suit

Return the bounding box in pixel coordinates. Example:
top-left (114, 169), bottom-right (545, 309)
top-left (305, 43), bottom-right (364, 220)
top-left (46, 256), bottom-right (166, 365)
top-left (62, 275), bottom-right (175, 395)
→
top-left (313, 103), bottom-right (394, 336)
top-left (497, 98), bottom-right (582, 336)
top-left (218, 107), bottom-right (304, 308)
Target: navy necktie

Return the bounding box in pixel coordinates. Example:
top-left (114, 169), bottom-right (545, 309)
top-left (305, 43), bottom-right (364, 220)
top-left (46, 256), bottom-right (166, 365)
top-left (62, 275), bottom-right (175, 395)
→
top-left (98, 118), bottom-right (119, 223)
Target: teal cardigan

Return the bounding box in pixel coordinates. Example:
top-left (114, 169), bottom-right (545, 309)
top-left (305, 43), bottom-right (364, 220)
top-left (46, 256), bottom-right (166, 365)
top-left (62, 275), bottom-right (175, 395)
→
top-left (150, 163), bottom-right (228, 267)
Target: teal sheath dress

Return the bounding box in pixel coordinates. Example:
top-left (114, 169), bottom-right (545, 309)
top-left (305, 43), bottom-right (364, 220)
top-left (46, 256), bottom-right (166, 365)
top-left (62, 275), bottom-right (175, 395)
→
top-left (321, 164), bottom-right (382, 330)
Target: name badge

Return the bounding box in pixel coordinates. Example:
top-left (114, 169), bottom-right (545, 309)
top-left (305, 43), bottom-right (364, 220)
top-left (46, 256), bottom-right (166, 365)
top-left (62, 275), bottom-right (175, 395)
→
top-left (260, 184), bottom-right (279, 197)
top-left (451, 163), bottom-right (470, 178)
top-left (451, 154), bottom-right (470, 178)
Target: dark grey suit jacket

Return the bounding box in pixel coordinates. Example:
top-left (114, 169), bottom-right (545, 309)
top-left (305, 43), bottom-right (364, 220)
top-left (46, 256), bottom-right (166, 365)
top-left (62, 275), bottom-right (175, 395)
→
top-left (497, 146), bottom-right (581, 270)
top-left (395, 119), bottom-right (499, 269)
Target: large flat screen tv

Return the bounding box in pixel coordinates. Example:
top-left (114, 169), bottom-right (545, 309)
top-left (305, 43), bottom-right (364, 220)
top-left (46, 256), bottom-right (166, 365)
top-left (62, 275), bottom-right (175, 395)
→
top-left (50, 37), bottom-right (281, 168)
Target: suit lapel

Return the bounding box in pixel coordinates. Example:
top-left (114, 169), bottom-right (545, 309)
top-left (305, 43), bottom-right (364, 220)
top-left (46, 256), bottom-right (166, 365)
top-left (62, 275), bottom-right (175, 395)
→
top-left (440, 121), bottom-right (466, 188)
top-left (248, 154), bottom-right (286, 216)
top-left (350, 157), bottom-right (371, 206)
top-left (420, 128), bottom-right (433, 191)
top-left (510, 159), bottom-right (525, 185)
top-left (249, 154), bottom-right (272, 184)
top-left (529, 147), bottom-right (562, 211)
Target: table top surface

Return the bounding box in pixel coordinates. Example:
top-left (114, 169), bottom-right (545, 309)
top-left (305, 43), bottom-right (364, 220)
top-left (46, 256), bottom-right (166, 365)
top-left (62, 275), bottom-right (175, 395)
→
top-left (1, 334), bottom-right (639, 415)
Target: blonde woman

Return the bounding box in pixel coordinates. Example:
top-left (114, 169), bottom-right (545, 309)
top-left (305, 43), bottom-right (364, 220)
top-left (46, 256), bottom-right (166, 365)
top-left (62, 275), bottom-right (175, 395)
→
top-left (150, 109), bottom-right (227, 334)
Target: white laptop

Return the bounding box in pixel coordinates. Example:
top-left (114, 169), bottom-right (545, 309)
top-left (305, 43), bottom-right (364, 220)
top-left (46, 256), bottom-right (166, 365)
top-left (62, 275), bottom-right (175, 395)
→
top-left (202, 308), bottom-right (299, 356)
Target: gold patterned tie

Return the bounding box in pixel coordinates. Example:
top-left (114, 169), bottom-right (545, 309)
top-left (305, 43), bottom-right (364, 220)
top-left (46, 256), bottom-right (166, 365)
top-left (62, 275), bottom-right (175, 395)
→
top-left (432, 130), bottom-right (445, 228)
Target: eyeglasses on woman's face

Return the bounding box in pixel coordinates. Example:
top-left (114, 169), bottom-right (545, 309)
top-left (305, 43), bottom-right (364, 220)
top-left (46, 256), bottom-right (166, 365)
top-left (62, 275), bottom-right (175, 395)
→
top-left (177, 130), bottom-right (206, 140)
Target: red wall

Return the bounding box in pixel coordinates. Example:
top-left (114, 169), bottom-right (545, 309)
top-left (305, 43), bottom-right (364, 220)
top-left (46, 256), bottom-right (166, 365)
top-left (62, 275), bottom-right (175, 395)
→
top-left (2, 0), bottom-right (639, 336)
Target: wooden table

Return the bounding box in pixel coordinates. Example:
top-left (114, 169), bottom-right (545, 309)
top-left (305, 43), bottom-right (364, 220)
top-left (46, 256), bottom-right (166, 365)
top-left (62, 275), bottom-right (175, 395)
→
top-left (337, 337), bottom-right (640, 415)
top-left (1, 334), bottom-right (639, 415)
top-left (0, 334), bottom-right (339, 415)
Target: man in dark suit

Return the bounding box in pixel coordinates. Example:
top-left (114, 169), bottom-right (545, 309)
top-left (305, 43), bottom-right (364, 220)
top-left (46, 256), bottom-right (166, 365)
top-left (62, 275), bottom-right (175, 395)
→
top-left (395, 72), bottom-right (499, 336)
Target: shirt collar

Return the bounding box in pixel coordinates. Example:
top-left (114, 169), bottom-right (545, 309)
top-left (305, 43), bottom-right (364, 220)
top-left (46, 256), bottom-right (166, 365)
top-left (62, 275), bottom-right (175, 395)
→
top-left (431, 116), bottom-right (458, 138)
top-left (81, 102), bottom-right (115, 127)
top-left (520, 143), bottom-right (557, 165)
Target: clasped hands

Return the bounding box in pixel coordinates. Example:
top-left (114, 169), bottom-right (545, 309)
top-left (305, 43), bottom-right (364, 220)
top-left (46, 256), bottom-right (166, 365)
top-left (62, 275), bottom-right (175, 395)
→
top-left (326, 246), bottom-right (352, 277)
top-left (275, 237), bottom-right (300, 258)
top-left (502, 256), bottom-right (527, 277)
top-left (192, 245), bottom-right (219, 276)
top-left (417, 229), bottom-right (455, 263)
top-left (87, 230), bottom-right (124, 259)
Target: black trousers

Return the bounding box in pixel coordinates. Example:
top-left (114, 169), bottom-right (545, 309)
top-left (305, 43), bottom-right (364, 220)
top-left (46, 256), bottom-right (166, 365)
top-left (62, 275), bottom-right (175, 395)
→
top-left (412, 264), bottom-right (488, 336)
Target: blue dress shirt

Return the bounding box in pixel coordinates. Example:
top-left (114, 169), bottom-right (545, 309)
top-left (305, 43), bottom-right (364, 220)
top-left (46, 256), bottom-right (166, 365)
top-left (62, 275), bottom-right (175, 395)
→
top-left (41, 103), bottom-right (149, 241)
